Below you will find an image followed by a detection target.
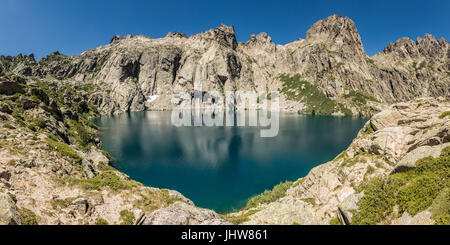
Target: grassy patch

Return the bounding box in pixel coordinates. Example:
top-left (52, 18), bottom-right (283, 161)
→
top-left (119, 210), bottom-right (135, 225)
top-left (352, 147), bottom-right (450, 225)
top-left (361, 123), bottom-right (375, 135)
top-left (66, 119), bottom-right (96, 151)
top-left (344, 90), bottom-right (378, 104)
top-left (27, 117), bottom-right (46, 132)
top-left (366, 165), bottom-right (375, 175)
top-left (329, 216), bottom-right (342, 225)
top-left (300, 198), bottom-right (316, 205)
top-left (61, 170), bottom-right (140, 191)
top-left (94, 218), bottom-right (109, 225)
top-left (134, 188), bottom-right (185, 214)
top-left (438, 111), bottom-right (450, 119)
top-left (19, 208), bottom-right (38, 225)
top-left (51, 197), bottom-right (77, 210)
top-left (221, 209), bottom-right (260, 224)
top-left (246, 181), bottom-right (293, 209)
top-left (279, 74), bottom-right (350, 115)
top-left (44, 138), bottom-right (82, 162)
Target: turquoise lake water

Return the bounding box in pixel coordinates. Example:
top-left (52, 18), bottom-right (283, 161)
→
top-left (94, 111), bottom-right (367, 213)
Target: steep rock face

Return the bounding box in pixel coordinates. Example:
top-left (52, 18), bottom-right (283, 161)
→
top-left (1, 15), bottom-right (448, 116)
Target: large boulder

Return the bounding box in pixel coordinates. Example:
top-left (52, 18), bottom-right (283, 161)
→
top-left (370, 109), bottom-right (402, 131)
top-left (0, 193), bottom-right (22, 225)
top-left (392, 210), bottom-right (434, 225)
top-left (369, 126), bottom-right (414, 160)
top-left (337, 192), bottom-right (364, 225)
top-left (393, 143), bottom-right (450, 173)
top-left (142, 201), bottom-right (231, 225)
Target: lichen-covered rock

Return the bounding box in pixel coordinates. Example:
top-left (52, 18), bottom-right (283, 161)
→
top-left (241, 196), bottom-right (327, 225)
top-left (392, 210), bottom-right (434, 225)
top-left (0, 193), bottom-right (22, 225)
top-left (142, 201), bottom-right (231, 225)
top-left (393, 143), bottom-right (450, 173)
top-left (370, 109), bottom-right (402, 131)
top-left (337, 192), bottom-right (364, 225)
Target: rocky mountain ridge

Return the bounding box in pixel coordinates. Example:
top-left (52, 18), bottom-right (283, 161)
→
top-left (1, 14), bottom-right (448, 116)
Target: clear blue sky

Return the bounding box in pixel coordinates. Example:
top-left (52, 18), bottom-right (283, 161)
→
top-left (1, 0), bottom-right (448, 59)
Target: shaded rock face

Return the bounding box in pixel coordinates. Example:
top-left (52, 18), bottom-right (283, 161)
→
top-left (0, 14), bottom-right (448, 116)
top-left (0, 193), bottom-right (22, 225)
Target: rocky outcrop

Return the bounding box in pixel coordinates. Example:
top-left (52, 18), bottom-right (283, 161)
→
top-left (231, 97), bottom-right (449, 225)
top-left (142, 201), bottom-right (232, 225)
top-left (0, 15), bottom-right (448, 116)
top-left (0, 193), bottom-right (22, 225)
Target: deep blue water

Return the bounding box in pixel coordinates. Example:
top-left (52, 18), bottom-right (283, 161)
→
top-left (94, 111), bottom-right (367, 213)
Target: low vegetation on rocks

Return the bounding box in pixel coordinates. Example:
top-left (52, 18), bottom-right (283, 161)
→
top-left (245, 181), bottom-right (293, 209)
top-left (60, 170), bottom-right (141, 191)
top-left (279, 74), bottom-right (352, 115)
top-left (352, 147), bottom-right (449, 225)
top-left (19, 208), bottom-right (38, 225)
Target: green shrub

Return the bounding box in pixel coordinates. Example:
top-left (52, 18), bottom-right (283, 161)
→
top-left (366, 165), bottom-right (375, 175)
top-left (19, 208), bottom-right (38, 225)
top-left (438, 111), bottom-right (450, 119)
top-left (62, 170), bottom-right (140, 191)
top-left (51, 197), bottom-right (77, 209)
top-left (397, 175), bottom-right (441, 216)
top-left (352, 147), bottom-right (450, 225)
top-left (279, 74), bottom-right (347, 115)
top-left (66, 119), bottom-right (95, 150)
top-left (429, 188), bottom-right (449, 225)
top-left (246, 181), bottom-right (293, 209)
top-left (222, 209), bottom-right (260, 225)
top-left (343, 90), bottom-right (378, 104)
top-left (44, 138), bottom-right (82, 162)
top-left (27, 117), bottom-right (46, 131)
top-left (329, 217), bottom-right (342, 225)
top-left (119, 210), bottom-right (135, 225)
top-left (300, 198), bottom-right (316, 205)
top-left (94, 218), bottom-right (109, 225)
top-left (133, 188), bottom-right (184, 214)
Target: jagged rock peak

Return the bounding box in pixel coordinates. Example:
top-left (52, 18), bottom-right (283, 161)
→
top-left (247, 32), bottom-right (273, 45)
top-left (382, 34), bottom-right (448, 59)
top-left (165, 31), bottom-right (188, 38)
top-left (41, 51), bottom-right (66, 61)
top-left (383, 38), bottom-right (419, 58)
top-left (416, 34), bottom-right (448, 59)
top-left (109, 34), bottom-right (142, 44)
top-left (306, 14), bottom-right (364, 53)
top-left (192, 24), bottom-right (238, 50)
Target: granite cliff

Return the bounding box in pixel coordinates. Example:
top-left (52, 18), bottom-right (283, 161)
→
top-left (1, 15), bottom-right (448, 116)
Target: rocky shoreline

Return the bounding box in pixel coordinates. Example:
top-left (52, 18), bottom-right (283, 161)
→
top-left (225, 97), bottom-right (449, 225)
